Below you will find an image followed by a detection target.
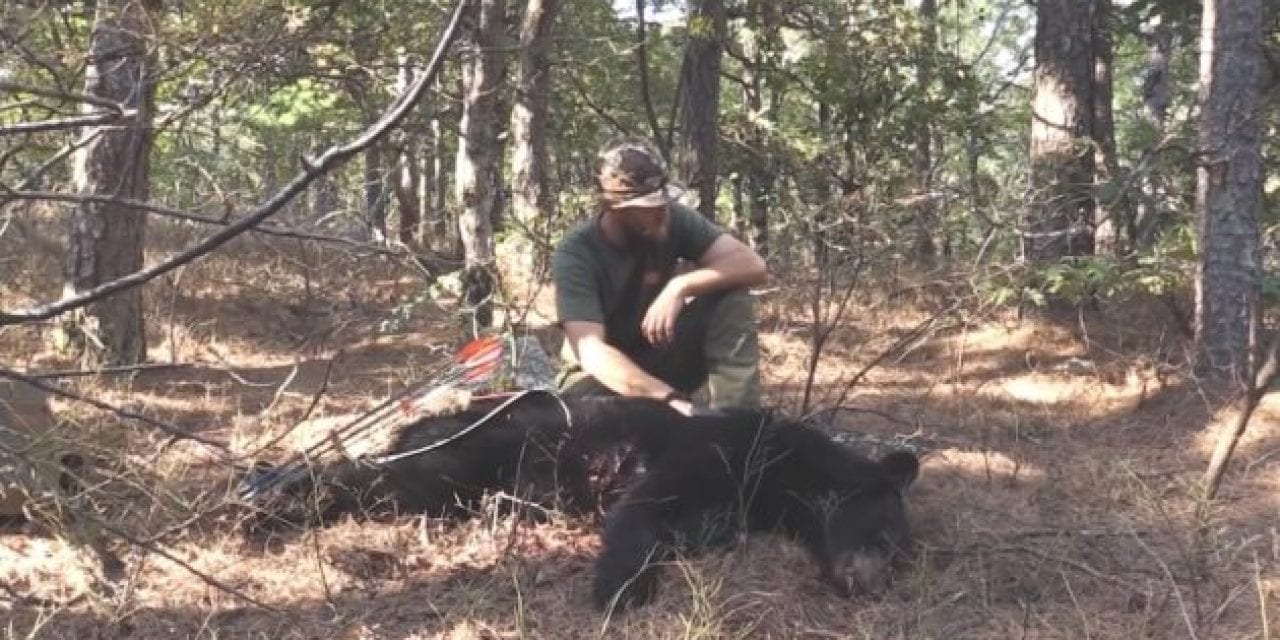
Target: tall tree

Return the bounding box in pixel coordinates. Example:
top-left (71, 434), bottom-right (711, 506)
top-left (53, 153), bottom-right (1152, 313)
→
top-left (455, 0), bottom-right (507, 328)
top-left (1193, 0), bottom-right (1266, 379)
top-left (735, 0), bottom-right (781, 257)
top-left (64, 0), bottom-right (158, 366)
top-left (428, 93), bottom-right (451, 249)
top-left (912, 0), bottom-right (940, 266)
top-left (1131, 16), bottom-right (1175, 249)
top-left (1090, 0), bottom-right (1122, 256)
top-left (391, 54), bottom-right (422, 247)
top-left (1026, 0), bottom-right (1096, 262)
top-left (675, 0), bottom-right (726, 219)
top-left (510, 0), bottom-right (560, 276)
top-left (364, 141), bottom-right (389, 242)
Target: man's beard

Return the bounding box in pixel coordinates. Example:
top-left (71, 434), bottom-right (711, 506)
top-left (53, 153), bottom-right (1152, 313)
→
top-left (620, 226), bottom-right (660, 253)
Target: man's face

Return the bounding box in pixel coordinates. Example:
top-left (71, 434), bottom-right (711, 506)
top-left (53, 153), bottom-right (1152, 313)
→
top-left (611, 203), bottom-right (669, 251)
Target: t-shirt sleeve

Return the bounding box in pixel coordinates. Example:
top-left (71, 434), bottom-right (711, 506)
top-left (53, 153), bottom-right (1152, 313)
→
top-left (552, 242), bottom-right (605, 325)
top-left (670, 205), bottom-right (724, 260)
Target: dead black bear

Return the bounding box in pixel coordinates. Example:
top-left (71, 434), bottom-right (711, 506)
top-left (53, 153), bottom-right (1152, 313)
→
top-left (245, 392), bottom-right (678, 529)
top-left (243, 394), bottom-right (919, 613)
top-left (591, 407), bottom-right (919, 611)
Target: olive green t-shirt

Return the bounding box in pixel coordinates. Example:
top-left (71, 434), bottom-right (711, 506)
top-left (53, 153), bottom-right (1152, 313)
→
top-left (553, 203), bottom-right (723, 355)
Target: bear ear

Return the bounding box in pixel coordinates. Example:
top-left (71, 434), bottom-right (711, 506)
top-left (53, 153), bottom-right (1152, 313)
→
top-left (879, 450), bottom-right (919, 491)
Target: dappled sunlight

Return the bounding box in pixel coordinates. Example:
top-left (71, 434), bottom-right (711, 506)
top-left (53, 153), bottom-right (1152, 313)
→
top-left (4, 224), bottom-right (1277, 637)
top-left (992, 368), bottom-right (1153, 418)
top-left (1192, 392), bottom-right (1280, 460)
top-left (925, 448), bottom-right (1048, 487)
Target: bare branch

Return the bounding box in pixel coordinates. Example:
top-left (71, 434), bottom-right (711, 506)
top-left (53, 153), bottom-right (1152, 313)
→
top-left (565, 73), bottom-right (632, 136)
top-left (0, 366), bottom-right (228, 451)
top-left (1202, 330), bottom-right (1280, 498)
top-left (26, 361), bottom-right (193, 379)
top-left (0, 79), bottom-right (128, 114)
top-left (94, 518), bottom-right (285, 614)
top-left (2, 189), bottom-right (459, 259)
top-left (0, 110), bottom-right (132, 136)
top-left (0, 0), bottom-right (469, 326)
top-left (4, 129), bottom-right (102, 197)
top-left (632, 0), bottom-right (669, 160)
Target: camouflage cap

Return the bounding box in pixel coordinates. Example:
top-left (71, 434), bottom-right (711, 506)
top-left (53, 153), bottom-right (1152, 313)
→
top-left (595, 138), bottom-right (684, 209)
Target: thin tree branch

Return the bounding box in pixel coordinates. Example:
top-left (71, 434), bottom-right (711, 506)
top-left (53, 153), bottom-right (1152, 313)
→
top-left (95, 518), bottom-right (285, 614)
top-left (0, 0), bottom-right (469, 326)
top-left (633, 0), bottom-right (669, 159)
top-left (565, 73), bottom-right (632, 136)
top-left (0, 80), bottom-right (128, 114)
top-left (664, 55), bottom-right (683, 155)
top-left (2, 190), bottom-right (457, 258)
top-left (1202, 330), bottom-right (1280, 498)
top-left (0, 110), bottom-right (132, 136)
top-left (0, 366), bottom-right (229, 451)
top-left (27, 361), bottom-right (194, 379)
top-left (804, 301), bottom-right (958, 422)
top-left (6, 129), bottom-right (103, 196)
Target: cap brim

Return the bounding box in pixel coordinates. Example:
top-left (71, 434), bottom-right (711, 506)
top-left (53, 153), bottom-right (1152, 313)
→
top-left (611, 184), bottom-right (685, 209)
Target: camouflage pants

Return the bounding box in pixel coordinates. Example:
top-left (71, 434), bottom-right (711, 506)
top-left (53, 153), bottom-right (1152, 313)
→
top-left (557, 288), bottom-right (761, 409)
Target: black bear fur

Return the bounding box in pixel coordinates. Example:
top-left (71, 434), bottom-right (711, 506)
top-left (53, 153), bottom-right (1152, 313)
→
top-left (590, 406), bottom-right (919, 611)
top-left (246, 394), bottom-right (918, 612)
top-left (250, 393), bottom-right (678, 528)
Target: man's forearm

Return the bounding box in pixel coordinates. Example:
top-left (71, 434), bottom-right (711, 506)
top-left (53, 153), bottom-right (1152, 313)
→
top-left (579, 343), bottom-right (674, 400)
top-left (672, 265), bottom-right (760, 298)
top-left (676, 239), bottom-right (767, 297)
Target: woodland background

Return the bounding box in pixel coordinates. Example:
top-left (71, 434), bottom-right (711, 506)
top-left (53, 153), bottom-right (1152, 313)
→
top-left (1, 0), bottom-right (1279, 638)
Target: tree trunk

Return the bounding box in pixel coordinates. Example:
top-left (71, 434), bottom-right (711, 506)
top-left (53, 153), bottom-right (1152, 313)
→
top-left (1194, 0), bottom-right (1265, 380)
top-left (912, 0), bottom-right (939, 266)
top-left (392, 56), bottom-right (421, 247)
top-left (455, 0), bottom-right (507, 329)
top-left (1026, 0), bottom-right (1096, 263)
top-left (510, 0), bottom-right (560, 278)
top-left (675, 0), bottom-right (726, 219)
top-left (633, 0), bottom-right (668, 159)
top-left (1090, 0), bottom-right (1124, 257)
top-left (429, 83), bottom-right (450, 250)
top-left (739, 0), bottom-right (777, 257)
top-left (364, 141), bottom-right (388, 243)
top-left (392, 136), bottom-right (422, 247)
top-left (63, 0), bottom-right (156, 367)
top-left (1132, 17), bottom-right (1174, 249)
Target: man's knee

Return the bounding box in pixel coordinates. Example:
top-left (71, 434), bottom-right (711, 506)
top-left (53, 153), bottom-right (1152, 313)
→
top-left (703, 289), bottom-right (761, 409)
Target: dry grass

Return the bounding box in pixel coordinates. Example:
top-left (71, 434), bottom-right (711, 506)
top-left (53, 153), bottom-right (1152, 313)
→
top-left (2, 214), bottom-right (1277, 639)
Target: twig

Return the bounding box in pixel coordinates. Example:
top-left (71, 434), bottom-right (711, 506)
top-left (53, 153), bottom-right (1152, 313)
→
top-left (1202, 330), bottom-right (1280, 498)
top-left (1129, 524), bottom-right (1199, 640)
top-left (0, 0), bottom-right (468, 326)
top-left (259, 364), bottom-right (300, 417)
top-left (27, 361), bottom-right (194, 379)
top-left (0, 578), bottom-right (86, 609)
top-left (0, 366), bottom-right (228, 451)
top-left (2, 129), bottom-right (102, 200)
top-left (0, 110), bottom-right (132, 136)
top-left (2, 190), bottom-right (452, 258)
top-left (95, 519), bottom-right (285, 614)
top-left (240, 352), bottom-right (340, 461)
top-left (929, 541), bottom-right (1148, 594)
top-left (805, 303), bottom-right (955, 422)
top-left (632, 0), bottom-right (668, 160)
top-left (0, 80), bottom-right (128, 114)
top-left (564, 72), bottom-right (631, 136)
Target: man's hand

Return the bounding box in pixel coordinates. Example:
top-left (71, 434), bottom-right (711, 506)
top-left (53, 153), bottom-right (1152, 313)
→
top-left (667, 396), bottom-right (695, 416)
top-left (641, 278), bottom-right (687, 347)
top-left (666, 398), bottom-right (727, 418)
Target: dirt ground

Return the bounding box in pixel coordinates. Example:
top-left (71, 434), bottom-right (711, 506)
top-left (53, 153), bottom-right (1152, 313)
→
top-left (1, 219), bottom-right (1277, 639)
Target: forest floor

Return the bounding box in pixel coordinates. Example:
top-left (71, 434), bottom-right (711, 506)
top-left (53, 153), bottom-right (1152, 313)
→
top-left (1, 219), bottom-right (1277, 639)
